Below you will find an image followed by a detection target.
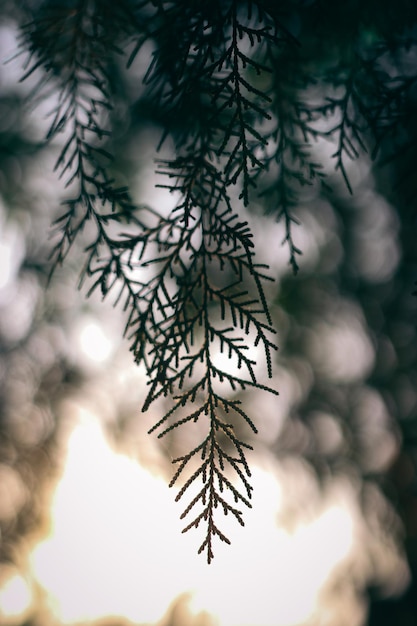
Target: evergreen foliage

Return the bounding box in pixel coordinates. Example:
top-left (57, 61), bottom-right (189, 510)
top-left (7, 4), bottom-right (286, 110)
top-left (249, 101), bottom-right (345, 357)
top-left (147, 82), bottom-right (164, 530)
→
top-left (15, 0), bottom-right (417, 562)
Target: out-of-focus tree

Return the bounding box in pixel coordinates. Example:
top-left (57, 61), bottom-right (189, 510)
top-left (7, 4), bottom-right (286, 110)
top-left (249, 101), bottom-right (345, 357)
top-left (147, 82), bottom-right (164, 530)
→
top-left (1, 0), bottom-right (417, 622)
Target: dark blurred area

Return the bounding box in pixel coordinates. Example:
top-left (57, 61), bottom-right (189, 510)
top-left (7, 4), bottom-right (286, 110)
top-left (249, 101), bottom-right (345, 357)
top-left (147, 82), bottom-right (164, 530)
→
top-left (1, 1), bottom-right (417, 626)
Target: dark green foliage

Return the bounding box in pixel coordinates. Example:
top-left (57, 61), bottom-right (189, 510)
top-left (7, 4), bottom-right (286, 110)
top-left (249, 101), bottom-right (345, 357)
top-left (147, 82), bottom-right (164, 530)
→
top-left (16, 0), bottom-right (417, 562)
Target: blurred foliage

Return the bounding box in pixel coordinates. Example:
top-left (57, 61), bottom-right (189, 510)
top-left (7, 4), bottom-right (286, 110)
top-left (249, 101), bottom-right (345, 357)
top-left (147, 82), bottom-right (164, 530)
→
top-left (0, 0), bottom-right (417, 622)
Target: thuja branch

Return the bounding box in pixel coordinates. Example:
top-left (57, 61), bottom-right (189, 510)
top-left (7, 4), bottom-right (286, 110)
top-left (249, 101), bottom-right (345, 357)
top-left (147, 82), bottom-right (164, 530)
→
top-left (81, 155), bottom-right (276, 562)
top-left (136, 157), bottom-right (278, 561)
top-left (258, 58), bottom-right (325, 273)
top-left (142, 0), bottom-right (294, 205)
top-left (80, 153), bottom-right (278, 561)
top-left (19, 0), bottom-right (141, 278)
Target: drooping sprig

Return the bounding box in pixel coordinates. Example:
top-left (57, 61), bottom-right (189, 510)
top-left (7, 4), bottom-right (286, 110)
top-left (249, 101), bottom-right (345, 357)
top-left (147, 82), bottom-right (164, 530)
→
top-left (140, 0), bottom-right (296, 202)
top-left (78, 150), bottom-right (278, 561)
top-left (306, 39), bottom-right (417, 195)
top-left (19, 0), bottom-right (145, 276)
top-left (139, 154), bottom-right (278, 561)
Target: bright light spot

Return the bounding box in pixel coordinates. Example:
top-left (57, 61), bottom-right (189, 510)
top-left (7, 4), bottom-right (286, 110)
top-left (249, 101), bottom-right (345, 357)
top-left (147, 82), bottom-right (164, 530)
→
top-left (308, 307), bottom-right (375, 383)
top-left (28, 413), bottom-right (365, 626)
top-left (78, 320), bottom-right (113, 363)
top-left (189, 483), bottom-right (354, 626)
top-left (0, 573), bottom-right (32, 622)
top-left (30, 412), bottom-right (186, 624)
top-left (0, 222), bottom-right (24, 293)
top-left (0, 241), bottom-right (13, 291)
top-left (353, 192), bottom-right (400, 283)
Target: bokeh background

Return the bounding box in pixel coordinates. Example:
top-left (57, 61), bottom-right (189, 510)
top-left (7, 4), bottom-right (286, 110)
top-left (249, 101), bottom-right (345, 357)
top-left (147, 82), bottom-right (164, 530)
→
top-left (0, 2), bottom-right (417, 626)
